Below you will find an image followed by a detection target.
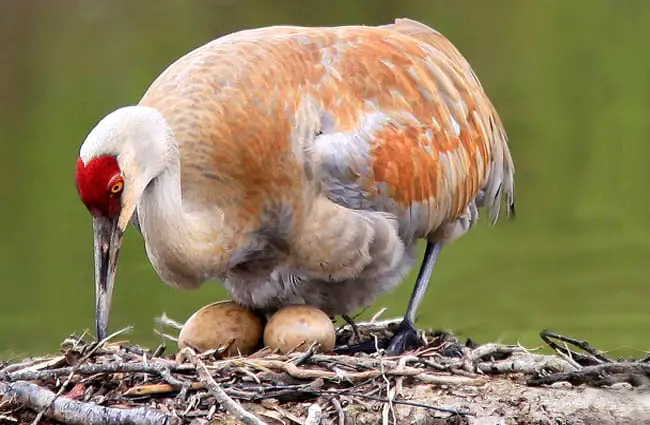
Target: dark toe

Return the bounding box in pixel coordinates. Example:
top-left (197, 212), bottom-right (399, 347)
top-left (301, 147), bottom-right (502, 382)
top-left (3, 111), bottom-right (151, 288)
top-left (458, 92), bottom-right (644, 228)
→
top-left (430, 331), bottom-right (469, 358)
top-left (385, 320), bottom-right (422, 356)
top-left (440, 342), bottom-right (466, 358)
top-left (333, 339), bottom-right (386, 355)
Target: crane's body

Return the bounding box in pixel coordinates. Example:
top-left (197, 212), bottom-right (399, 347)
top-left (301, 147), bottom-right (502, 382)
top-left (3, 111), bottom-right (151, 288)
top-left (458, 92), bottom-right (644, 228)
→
top-left (75, 18), bottom-right (515, 354)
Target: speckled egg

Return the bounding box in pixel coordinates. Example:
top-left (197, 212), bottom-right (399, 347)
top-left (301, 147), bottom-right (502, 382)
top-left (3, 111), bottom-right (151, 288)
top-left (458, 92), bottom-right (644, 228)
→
top-left (177, 300), bottom-right (264, 357)
top-left (263, 305), bottom-right (336, 354)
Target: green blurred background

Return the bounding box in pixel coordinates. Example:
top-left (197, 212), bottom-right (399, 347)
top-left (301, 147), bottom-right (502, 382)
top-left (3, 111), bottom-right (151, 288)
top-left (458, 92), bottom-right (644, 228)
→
top-left (1, 0), bottom-right (649, 359)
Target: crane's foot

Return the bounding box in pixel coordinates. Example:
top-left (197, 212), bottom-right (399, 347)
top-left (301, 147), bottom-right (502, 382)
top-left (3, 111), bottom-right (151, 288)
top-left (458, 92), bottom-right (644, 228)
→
top-left (430, 330), bottom-right (469, 358)
top-left (334, 319), bottom-right (422, 356)
top-left (385, 318), bottom-right (423, 356)
top-left (333, 339), bottom-right (383, 355)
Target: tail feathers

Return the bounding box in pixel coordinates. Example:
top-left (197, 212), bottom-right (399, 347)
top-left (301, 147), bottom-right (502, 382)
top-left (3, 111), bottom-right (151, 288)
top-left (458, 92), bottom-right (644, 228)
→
top-left (482, 114), bottom-right (516, 225)
top-left (384, 18), bottom-right (516, 225)
top-left (292, 196), bottom-right (404, 282)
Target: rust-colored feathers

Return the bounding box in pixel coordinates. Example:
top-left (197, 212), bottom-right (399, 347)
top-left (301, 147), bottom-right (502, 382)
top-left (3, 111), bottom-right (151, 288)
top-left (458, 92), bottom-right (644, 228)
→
top-left (133, 18), bottom-right (515, 314)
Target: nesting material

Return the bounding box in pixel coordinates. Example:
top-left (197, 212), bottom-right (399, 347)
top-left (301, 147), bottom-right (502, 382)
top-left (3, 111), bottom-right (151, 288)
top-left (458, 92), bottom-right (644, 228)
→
top-left (263, 305), bottom-right (336, 353)
top-left (1, 320), bottom-right (646, 425)
top-left (177, 300), bottom-right (264, 356)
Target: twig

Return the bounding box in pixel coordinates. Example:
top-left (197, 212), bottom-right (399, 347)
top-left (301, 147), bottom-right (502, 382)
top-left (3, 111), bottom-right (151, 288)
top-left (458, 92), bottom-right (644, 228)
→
top-left (31, 370), bottom-right (75, 425)
top-left (320, 390), bottom-right (473, 416)
top-left (155, 313), bottom-right (185, 330)
top-left (370, 308), bottom-right (388, 323)
top-left (394, 356), bottom-right (412, 397)
top-left (540, 330), bottom-right (613, 365)
top-left (470, 343), bottom-right (525, 362)
top-left (240, 358), bottom-right (481, 386)
top-left (124, 382), bottom-right (205, 396)
top-left (1, 357), bottom-right (67, 376)
top-left (289, 345), bottom-right (316, 366)
top-left (152, 344), bottom-right (167, 358)
top-left (1, 362), bottom-right (192, 387)
top-left (0, 381), bottom-right (179, 425)
top-left (375, 336), bottom-right (396, 425)
top-left (10, 320), bottom-right (645, 424)
top-left (79, 326), bottom-right (134, 364)
top-left (477, 353), bottom-right (574, 375)
top-left (181, 347), bottom-right (268, 425)
top-left (304, 404), bottom-right (322, 425)
top-left (527, 361), bottom-right (650, 387)
top-left (330, 398), bottom-right (345, 425)
top-left (381, 387), bottom-right (397, 425)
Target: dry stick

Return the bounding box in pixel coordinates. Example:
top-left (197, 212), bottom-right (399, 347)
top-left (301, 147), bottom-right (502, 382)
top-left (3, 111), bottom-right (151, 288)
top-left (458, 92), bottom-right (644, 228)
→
top-left (375, 336), bottom-right (396, 425)
top-left (21, 328), bottom-right (136, 425)
top-left (0, 381), bottom-right (179, 425)
top-left (155, 313), bottom-right (184, 330)
top-left (268, 405), bottom-right (303, 425)
top-left (289, 345), bottom-right (317, 366)
top-left (1, 362), bottom-right (192, 386)
top-left (394, 356), bottom-right (416, 397)
top-left (318, 390), bottom-right (473, 416)
top-left (477, 354), bottom-right (574, 376)
top-left (370, 308), bottom-right (388, 323)
top-left (124, 382), bottom-right (206, 397)
top-left (381, 387), bottom-right (397, 425)
top-left (469, 343), bottom-right (526, 362)
top-left (330, 398), bottom-right (345, 425)
top-left (31, 370), bottom-right (75, 425)
top-left (240, 358), bottom-right (480, 386)
top-left (78, 327), bottom-right (134, 364)
top-left (540, 330), bottom-right (612, 365)
top-left (181, 347), bottom-right (268, 425)
top-left (527, 361), bottom-right (650, 387)
top-left (555, 342), bottom-right (583, 370)
top-left (0, 357), bottom-right (67, 376)
top-left (304, 404), bottom-right (322, 425)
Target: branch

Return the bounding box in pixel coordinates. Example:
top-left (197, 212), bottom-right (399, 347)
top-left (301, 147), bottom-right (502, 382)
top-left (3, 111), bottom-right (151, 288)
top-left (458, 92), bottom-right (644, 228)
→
top-left (0, 381), bottom-right (179, 425)
top-left (540, 330), bottom-right (613, 365)
top-left (527, 361), bottom-right (650, 387)
top-left (240, 358), bottom-right (482, 386)
top-left (180, 347), bottom-right (269, 425)
top-left (304, 404), bottom-right (322, 425)
top-left (1, 362), bottom-right (192, 387)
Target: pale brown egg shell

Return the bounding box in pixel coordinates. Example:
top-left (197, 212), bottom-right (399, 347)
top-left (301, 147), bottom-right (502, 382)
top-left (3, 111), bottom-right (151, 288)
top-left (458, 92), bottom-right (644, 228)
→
top-left (178, 300), bottom-right (264, 357)
top-left (263, 305), bottom-right (336, 354)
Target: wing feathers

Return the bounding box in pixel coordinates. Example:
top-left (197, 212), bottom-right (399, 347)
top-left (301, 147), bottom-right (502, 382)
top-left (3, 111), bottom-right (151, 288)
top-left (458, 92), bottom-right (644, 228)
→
top-left (291, 196), bottom-right (405, 282)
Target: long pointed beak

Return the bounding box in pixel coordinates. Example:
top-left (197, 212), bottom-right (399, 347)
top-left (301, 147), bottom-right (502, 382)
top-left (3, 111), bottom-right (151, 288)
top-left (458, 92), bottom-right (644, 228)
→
top-left (92, 215), bottom-right (124, 341)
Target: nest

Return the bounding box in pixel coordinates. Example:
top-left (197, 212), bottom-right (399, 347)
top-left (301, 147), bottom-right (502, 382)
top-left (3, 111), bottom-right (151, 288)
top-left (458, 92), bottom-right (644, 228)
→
top-left (1, 312), bottom-right (649, 425)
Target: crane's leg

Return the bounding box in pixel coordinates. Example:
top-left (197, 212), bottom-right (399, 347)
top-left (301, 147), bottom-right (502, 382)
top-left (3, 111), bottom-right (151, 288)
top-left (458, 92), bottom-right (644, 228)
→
top-left (385, 241), bottom-right (442, 355)
top-left (341, 314), bottom-right (361, 341)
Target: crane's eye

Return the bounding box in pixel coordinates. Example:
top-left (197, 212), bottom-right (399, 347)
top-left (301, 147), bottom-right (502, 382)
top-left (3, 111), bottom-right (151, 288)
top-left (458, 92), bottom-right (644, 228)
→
top-left (109, 180), bottom-right (124, 195)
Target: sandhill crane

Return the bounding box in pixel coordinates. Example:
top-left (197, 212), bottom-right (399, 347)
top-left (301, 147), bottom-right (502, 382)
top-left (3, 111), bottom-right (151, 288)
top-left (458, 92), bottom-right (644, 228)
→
top-left (74, 18), bottom-right (515, 355)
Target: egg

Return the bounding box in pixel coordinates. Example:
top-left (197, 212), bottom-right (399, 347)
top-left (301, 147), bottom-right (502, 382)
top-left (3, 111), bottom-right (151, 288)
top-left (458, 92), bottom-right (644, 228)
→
top-left (263, 305), bottom-right (336, 353)
top-left (177, 300), bottom-right (264, 357)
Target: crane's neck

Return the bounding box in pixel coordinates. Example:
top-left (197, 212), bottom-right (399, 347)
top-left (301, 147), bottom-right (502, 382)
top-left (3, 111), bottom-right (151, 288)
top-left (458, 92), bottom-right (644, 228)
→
top-left (135, 140), bottom-right (233, 289)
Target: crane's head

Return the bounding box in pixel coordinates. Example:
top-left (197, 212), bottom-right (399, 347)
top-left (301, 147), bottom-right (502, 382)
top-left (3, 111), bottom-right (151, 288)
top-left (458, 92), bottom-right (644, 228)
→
top-left (74, 105), bottom-right (174, 341)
